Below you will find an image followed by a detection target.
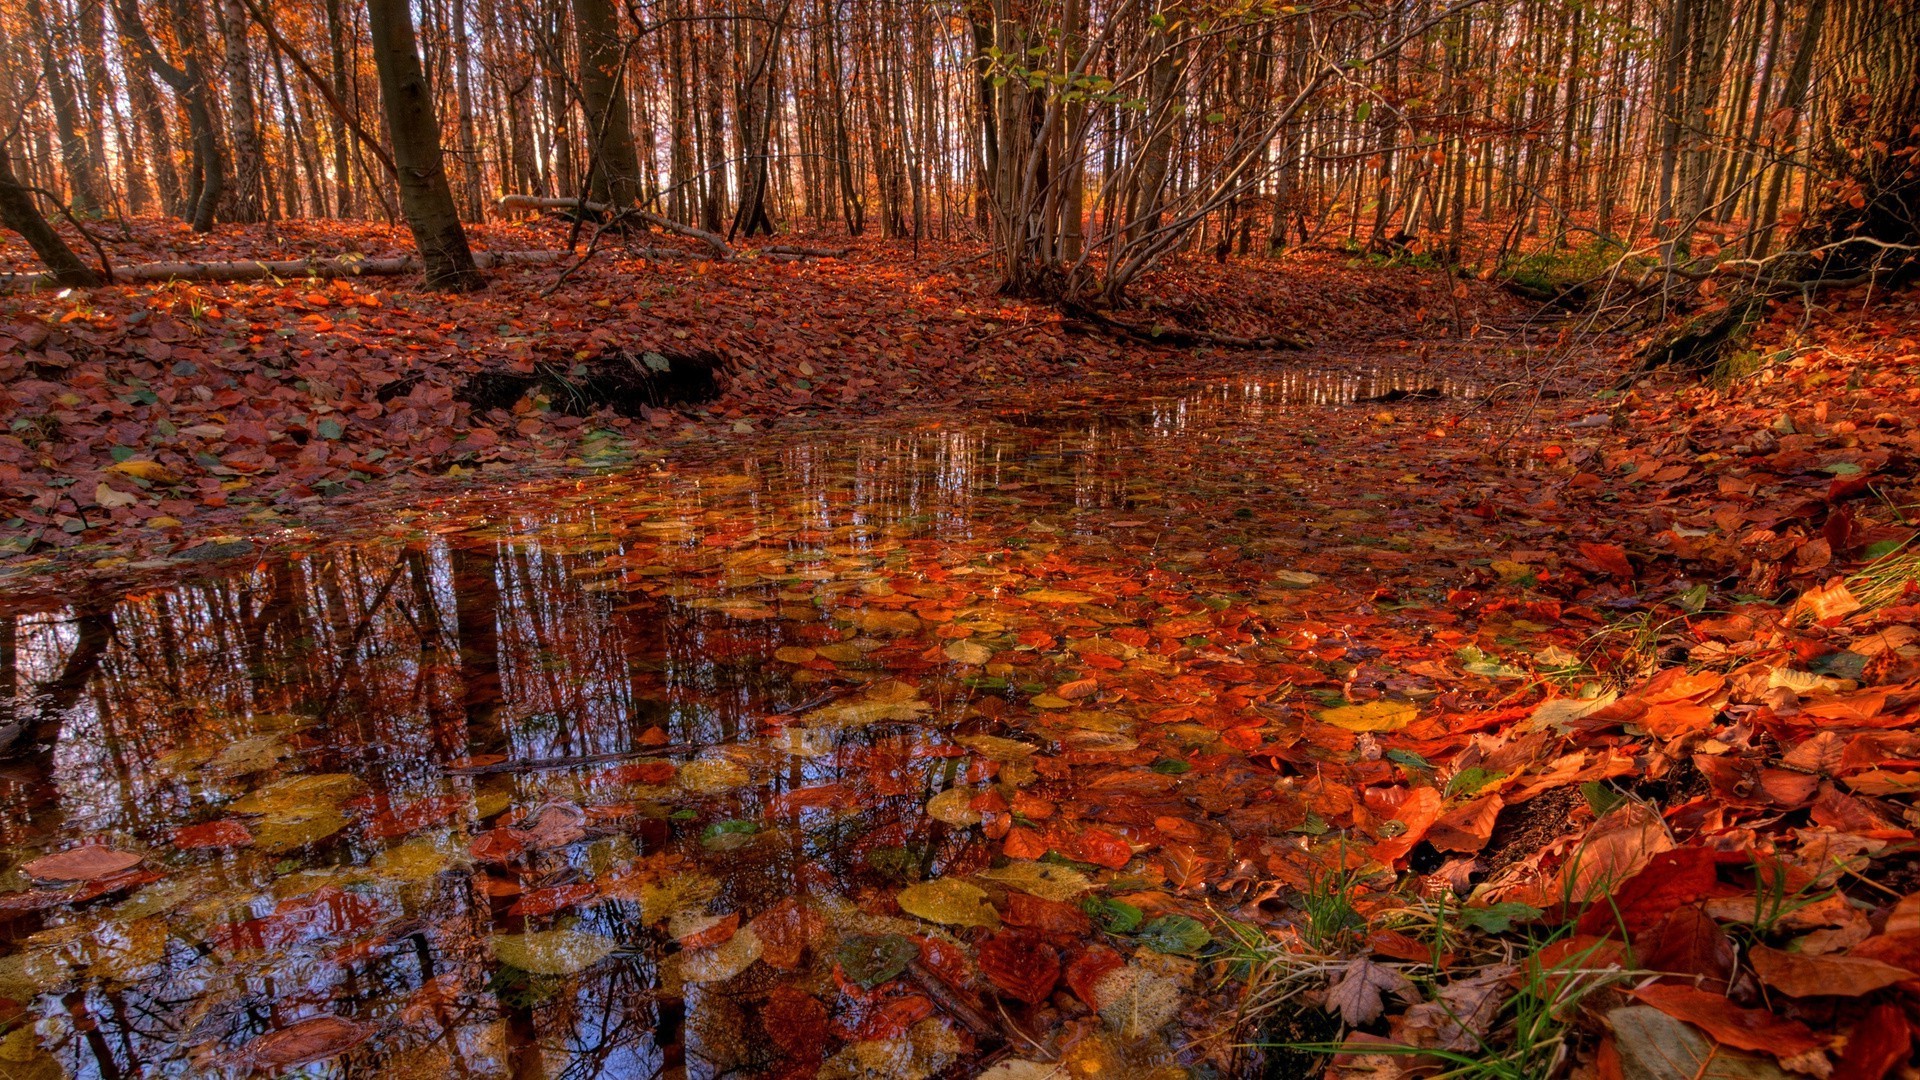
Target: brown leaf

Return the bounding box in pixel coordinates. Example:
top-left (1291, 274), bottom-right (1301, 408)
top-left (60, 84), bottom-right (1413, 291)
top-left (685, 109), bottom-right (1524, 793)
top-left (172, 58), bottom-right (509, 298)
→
top-left (1425, 795), bottom-right (1503, 853)
top-left (235, 1016), bottom-right (374, 1070)
top-left (21, 845), bottom-right (143, 883)
top-left (1748, 943), bottom-right (1914, 997)
top-left (1631, 983), bottom-right (1828, 1061)
top-left (1325, 958), bottom-right (1414, 1026)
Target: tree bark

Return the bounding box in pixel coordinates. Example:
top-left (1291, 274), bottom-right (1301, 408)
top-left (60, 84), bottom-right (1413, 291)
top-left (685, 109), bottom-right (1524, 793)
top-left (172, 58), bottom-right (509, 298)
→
top-left (573, 0), bottom-right (643, 207)
top-left (0, 154), bottom-right (101, 286)
top-left (366, 0), bottom-right (485, 290)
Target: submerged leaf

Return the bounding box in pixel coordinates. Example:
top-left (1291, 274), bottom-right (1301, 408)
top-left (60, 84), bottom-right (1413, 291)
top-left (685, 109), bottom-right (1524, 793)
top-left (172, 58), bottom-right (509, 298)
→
top-left (897, 879), bottom-right (1000, 928)
top-left (490, 929), bottom-right (616, 975)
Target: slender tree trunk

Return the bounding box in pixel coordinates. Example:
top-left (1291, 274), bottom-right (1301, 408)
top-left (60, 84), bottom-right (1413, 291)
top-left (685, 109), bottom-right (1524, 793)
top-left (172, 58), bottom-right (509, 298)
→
top-left (573, 0), bottom-right (643, 206)
top-left (366, 0), bottom-right (484, 290)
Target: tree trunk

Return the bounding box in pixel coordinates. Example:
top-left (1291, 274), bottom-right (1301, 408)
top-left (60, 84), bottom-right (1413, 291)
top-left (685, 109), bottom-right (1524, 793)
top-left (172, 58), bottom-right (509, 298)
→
top-left (0, 153), bottom-right (101, 286)
top-left (573, 0), bottom-right (643, 207)
top-left (366, 0), bottom-right (485, 290)
top-left (217, 0), bottom-right (267, 222)
top-left (115, 0), bottom-right (224, 231)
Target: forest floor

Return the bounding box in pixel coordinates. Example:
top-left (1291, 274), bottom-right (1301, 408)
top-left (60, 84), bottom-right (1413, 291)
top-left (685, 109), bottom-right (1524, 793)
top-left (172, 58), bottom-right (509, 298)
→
top-left (0, 216), bottom-right (1518, 601)
top-left (3, 218), bottom-right (1920, 1077)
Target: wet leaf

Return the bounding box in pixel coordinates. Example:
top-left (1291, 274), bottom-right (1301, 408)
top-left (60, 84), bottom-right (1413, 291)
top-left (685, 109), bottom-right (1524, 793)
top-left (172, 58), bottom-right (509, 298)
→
top-left (836, 932), bottom-right (919, 988)
top-left (976, 861), bottom-right (1092, 902)
top-left (926, 786), bottom-right (984, 825)
top-left (1315, 699), bottom-right (1417, 732)
top-left (680, 924), bottom-right (763, 982)
top-left (897, 879), bottom-right (1000, 928)
top-left (490, 929), bottom-right (616, 975)
top-left (1094, 963), bottom-right (1182, 1040)
top-left (234, 1016), bottom-right (375, 1070)
top-left (1135, 914), bottom-right (1210, 955)
top-left (978, 930), bottom-right (1061, 1004)
top-left (21, 846), bottom-right (142, 883)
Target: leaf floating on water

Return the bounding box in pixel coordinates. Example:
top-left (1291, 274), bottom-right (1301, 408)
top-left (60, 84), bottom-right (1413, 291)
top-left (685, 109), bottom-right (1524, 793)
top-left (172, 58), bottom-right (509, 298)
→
top-left (803, 699), bottom-right (930, 729)
top-left (679, 758), bottom-right (751, 793)
top-left (21, 846), bottom-right (143, 884)
top-left (686, 597), bottom-right (778, 620)
top-left (955, 734), bottom-right (1037, 761)
top-left (253, 807), bottom-right (349, 854)
top-left (490, 929), bottom-right (616, 975)
top-left (228, 773), bottom-right (367, 816)
top-left (925, 787), bottom-right (983, 826)
top-left (836, 932), bottom-right (919, 988)
top-left (897, 879), bottom-right (1000, 928)
top-left (1315, 699), bottom-right (1418, 732)
top-left (943, 639), bottom-right (994, 665)
top-left (976, 862), bottom-right (1093, 902)
top-left (636, 872), bottom-right (722, 924)
top-left (169, 820), bottom-right (253, 850)
top-left (978, 930), bottom-right (1061, 1005)
top-left (774, 646), bottom-right (817, 663)
top-left (1021, 588), bottom-right (1096, 604)
top-left (679, 925), bottom-right (762, 983)
top-left (234, 1016), bottom-right (375, 1071)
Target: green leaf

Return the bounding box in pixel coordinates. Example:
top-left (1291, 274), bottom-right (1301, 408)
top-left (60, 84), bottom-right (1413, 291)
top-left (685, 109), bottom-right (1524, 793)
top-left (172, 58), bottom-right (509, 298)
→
top-left (1356, 101), bottom-right (1373, 123)
top-left (1136, 914), bottom-right (1210, 954)
top-left (1456, 902), bottom-right (1542, 934)
top-left (316, 419), bottom-right (344, 440)
top-left (1446, 767), bottom-right (1504, 798)
top-left (836, 933), bottom-right (917, 988)
top-left (1386, 749), bottom-right (1433, 771)
top-left (1149, 758), bottom-right (1192, 775)
top-left (1082, 897), bottom-right (1144, 934)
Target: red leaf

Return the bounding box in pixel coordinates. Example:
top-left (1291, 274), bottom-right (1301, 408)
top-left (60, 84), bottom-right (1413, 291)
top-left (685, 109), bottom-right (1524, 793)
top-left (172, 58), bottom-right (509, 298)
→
top-left (763, 985), bottom-right (830, 1061)
top-left (1631, 984), bottom-right (1828, 1060)
top-left (1064, 827), bottom-right (1132, 870)
top-left (1838, 1002), bottom-right (1912, 1080)
top-left (1064, 944), bottom-right (1125, 1008)
top-left (469, 826), bottom-right (529, 864)
top-left (171, 819), bottom-right (254, 850)
top-left (1001, 892), bottom-right (1092, 940)
top-left (507, 883), bottom-right (597, 917)
top-left (1577, 541), bottom-right (1635, 579)
top-left (1749, 943), bottom-right (1915, 997)
top-left (1577, 848), bottom-right (1726, 939)
top-left (364, 795), bottom-right (466, 840)
top-left (977, 930), bottom-right (1061, 1005)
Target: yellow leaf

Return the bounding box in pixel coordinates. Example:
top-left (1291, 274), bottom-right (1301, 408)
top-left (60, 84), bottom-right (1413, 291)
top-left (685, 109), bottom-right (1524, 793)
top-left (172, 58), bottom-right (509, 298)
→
top-left (94, 482), bottom-right (138, 509)
top-left (1021, 588), bottom-right (1095, 604)
top-left (975, 861), bottom-right (1093, 902)
top-left (774, 646), bottom-right (817, 663)
top-left (107, 460), bottom-right (179, 484)
top-left (943, 640), bottom-right (994, 665)
top-left (896, 879), bottom-right (1000, 928)
top-left (1315, 700), bottom-right (1417, 732)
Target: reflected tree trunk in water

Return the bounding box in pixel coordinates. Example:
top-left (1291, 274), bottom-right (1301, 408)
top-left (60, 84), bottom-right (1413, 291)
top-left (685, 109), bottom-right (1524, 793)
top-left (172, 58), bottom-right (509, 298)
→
top-left (21, 607), bottom-right (116, 769)
top-left (1, 615), bottom-right (16, 730)
top-left (451, 545), bottom-right (505, 756)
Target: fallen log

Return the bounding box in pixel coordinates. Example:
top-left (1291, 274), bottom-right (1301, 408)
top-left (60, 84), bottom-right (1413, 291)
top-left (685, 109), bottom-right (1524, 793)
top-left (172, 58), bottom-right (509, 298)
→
top-left (0, 249), bottom-right (572, 291)
top-left (763, 244), bottom-right (850, 258)
top-left (496, 194), bottom-right (734, 258)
